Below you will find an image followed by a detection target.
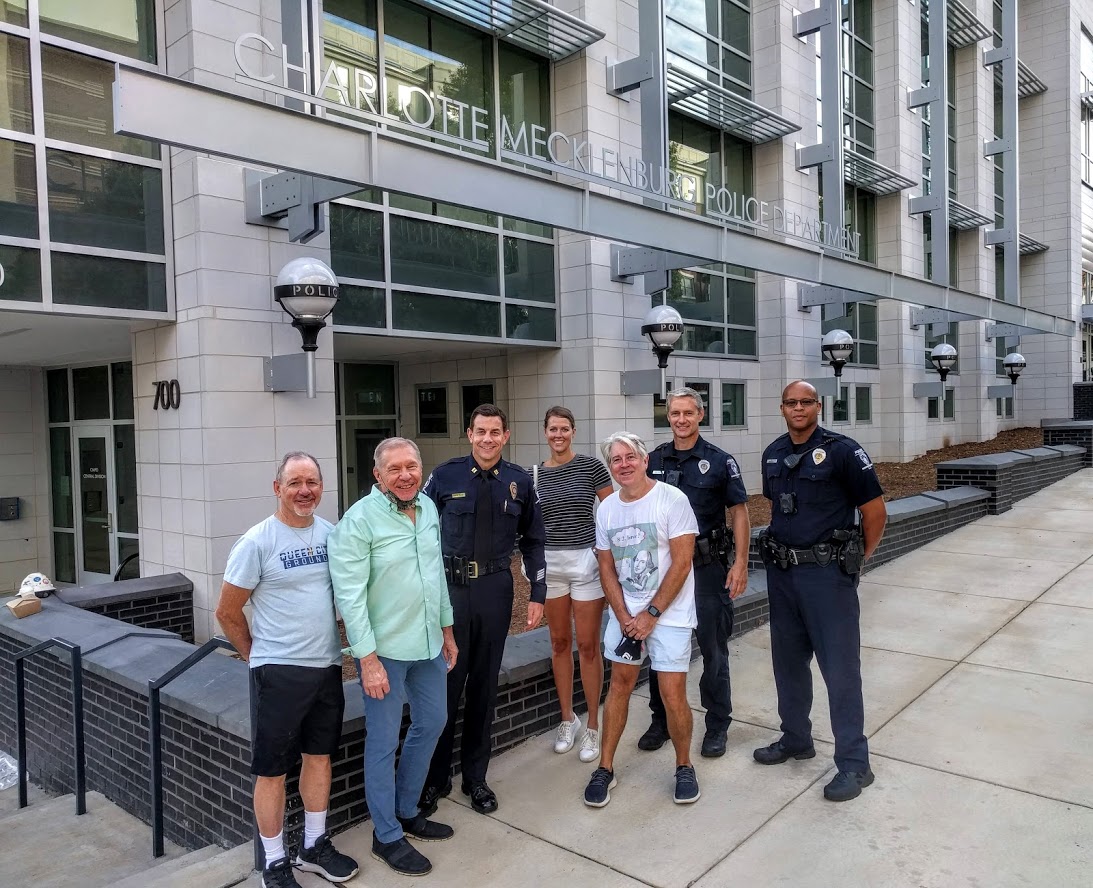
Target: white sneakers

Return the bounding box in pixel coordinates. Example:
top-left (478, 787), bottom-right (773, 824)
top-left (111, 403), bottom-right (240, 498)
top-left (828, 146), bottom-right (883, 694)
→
top-left (578, 728), bottom-right (600, 763)
top-left (553, 715), bottom-right (601, 764)
top-left (553, 714), bottom-right (581, 754)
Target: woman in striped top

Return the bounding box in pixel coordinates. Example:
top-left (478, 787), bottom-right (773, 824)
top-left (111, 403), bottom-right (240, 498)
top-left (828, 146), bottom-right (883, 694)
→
top-left (537, 406), bottom-right (614, 764)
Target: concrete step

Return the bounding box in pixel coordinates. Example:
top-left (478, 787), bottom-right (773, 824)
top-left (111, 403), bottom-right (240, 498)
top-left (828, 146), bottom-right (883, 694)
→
top-left (0, 789), bottom-right (188, 888)
top-left (112, 842), bottom-right (256, 888)
top-left (0, 780), bottom-right (49, 821)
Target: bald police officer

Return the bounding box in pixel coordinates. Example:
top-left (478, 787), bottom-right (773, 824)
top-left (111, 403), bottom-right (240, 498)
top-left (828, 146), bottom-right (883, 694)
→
top-left (641, 387), bottom-right (750, 759)
top-left (755, 380), bottom-right (887, 802)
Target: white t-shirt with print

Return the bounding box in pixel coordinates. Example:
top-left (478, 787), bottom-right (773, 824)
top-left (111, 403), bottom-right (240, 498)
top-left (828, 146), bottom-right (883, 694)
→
top-left (595, 481), bottom-right (699, 629)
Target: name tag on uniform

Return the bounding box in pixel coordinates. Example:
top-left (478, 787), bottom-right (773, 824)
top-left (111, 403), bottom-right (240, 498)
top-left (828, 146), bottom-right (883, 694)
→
top-left (651, 470), bottom-right (664, 475)
top-left (450, 492), bottom-right (466, 499)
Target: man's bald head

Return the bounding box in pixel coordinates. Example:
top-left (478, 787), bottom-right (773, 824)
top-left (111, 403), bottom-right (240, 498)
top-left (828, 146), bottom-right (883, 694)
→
top-left (782, 380), bottom-right (819, 401)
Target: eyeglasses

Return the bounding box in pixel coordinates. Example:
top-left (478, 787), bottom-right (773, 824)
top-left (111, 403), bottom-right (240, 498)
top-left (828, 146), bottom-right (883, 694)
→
top-left (782, 398), bottom-right (818, 408)
top-left (783, 453), bottom-right (803, 469)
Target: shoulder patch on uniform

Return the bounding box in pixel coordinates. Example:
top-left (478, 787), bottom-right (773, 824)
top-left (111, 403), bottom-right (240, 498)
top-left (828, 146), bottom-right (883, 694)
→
top-left (854, 447), bottom-right (874, 470)
top-left (726, 457), bottom-right (740, 478)
top-left (698, 459), bottom-right (710, 474)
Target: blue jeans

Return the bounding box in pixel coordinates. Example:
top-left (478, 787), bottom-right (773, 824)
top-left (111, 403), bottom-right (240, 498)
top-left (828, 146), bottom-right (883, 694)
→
top-left (361, 653), bottom-right (448, 843)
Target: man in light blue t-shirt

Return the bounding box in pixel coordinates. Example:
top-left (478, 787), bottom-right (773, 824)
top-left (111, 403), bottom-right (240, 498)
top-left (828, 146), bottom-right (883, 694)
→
top-left (216, 452), bottom-right (357, 888)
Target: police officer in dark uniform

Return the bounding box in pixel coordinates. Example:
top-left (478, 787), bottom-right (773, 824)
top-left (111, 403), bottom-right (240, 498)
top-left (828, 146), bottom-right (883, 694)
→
top-left (755, 380), bottom-right (887, 802)
top-left (641, 387), bottom-right (751, 758)
top-left (418, 404), bottom-right (547, 816)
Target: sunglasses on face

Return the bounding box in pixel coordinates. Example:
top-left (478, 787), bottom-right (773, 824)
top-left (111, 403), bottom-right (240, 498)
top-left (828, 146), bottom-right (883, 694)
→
top-left (782, 398), bottom-right (819, 408)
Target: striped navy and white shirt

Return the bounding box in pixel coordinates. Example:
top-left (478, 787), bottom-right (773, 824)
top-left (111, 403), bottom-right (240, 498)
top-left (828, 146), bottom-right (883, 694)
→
top-left (535, 453), bottom-right (613, 550)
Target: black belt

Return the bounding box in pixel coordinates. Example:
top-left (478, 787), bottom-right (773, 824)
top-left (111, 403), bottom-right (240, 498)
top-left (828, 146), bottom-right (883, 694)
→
top-left (759, 535), bottom-right (838, 568)
top-left (443, 555), bottom-right (510, 584)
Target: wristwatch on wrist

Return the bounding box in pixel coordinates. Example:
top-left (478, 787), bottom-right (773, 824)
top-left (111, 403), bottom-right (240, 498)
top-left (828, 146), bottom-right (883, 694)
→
top-left (646, 604), bottom-right (662, 618)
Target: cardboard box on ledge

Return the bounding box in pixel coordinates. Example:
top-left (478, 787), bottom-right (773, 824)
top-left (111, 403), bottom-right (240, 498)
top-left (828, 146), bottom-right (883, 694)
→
top-left (5, 597), bottom-right (42, 618)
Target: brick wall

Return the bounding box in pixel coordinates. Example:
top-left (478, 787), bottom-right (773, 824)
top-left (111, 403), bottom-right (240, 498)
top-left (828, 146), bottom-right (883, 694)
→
top-left (1043, 424), bottom-right (1093, 468)
top-left (1073, 383), bottom-right (1093, 421)
top-left (936, 447), bottom-right (1084, 514)
top-left (56, 574), bottom-right (195, 643)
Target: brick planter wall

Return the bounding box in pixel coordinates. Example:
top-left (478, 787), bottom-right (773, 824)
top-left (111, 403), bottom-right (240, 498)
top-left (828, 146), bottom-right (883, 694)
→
top-left (1043, 421), bottom-right (1093, 468)
top-left (56, 574), bottom-right (195, 643)
top-left (936, 445), bottom-right (1085, 514)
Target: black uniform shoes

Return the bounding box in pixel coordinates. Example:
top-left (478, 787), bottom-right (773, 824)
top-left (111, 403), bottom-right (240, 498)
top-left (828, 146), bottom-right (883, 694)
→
top-left (461, 780), bottom-right (499, 814)
top-left (823, 769), bottom-right (875, 802)
top-left (752, 740), bottom-right (817, 765)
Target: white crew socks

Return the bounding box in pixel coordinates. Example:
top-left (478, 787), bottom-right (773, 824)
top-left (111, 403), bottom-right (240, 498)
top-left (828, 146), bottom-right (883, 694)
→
top-left (304, 809), bottom-right (328, 849)
top-left (261, 830), bottom-right (285, 867)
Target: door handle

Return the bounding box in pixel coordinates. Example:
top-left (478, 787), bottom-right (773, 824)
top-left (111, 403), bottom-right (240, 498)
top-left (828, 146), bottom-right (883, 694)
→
top-left (102, 512), bottom-right (113, 533)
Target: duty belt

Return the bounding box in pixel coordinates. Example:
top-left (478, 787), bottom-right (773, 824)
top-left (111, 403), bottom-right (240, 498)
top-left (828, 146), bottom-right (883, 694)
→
top-left (758, 533), bottom-right (837, 569)
top-left (443, 555), bottom-right (510, 585)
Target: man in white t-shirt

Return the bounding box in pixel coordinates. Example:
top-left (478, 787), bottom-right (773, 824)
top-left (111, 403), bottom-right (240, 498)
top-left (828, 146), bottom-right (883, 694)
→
top-left (584, 432), bottom-right (700, 809)
top-left (215, 452), bottom-right (357, 888)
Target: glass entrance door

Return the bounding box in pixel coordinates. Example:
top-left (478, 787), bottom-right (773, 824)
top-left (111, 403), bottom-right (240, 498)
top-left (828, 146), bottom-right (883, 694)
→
top-left (76, 426), bottom-right (116, 584)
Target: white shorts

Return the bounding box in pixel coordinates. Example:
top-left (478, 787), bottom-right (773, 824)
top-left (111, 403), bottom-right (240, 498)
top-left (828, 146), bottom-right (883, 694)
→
top-left (603, 614), bottom-right (692, 673)
top-left (545, 547), bottom-right (604, 602)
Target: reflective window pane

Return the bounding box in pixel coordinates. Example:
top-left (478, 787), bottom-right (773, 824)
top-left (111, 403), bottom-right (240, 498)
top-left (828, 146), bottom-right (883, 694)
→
top-left (330, 204), bottom-right (384, 281)
top-left (333, 284), bottom-right (385, 328)
top-left (46, 150), bottom-right (164, 253)
top-left (47, 368), bottom-right (69, 422)
top-left (54, 532), bottom-right (76, 583)
top-left (49, 427), bottom-right (73, 527)
top-left (113, 424), bottom-right (137, 533)
top-left (321, 0), bottom-right (379, 117)
top-left (72, 365), bottom-right (109, 420)
top-left (667, 0), bottom-right (717, 36)
top-left (834, 385), bottom-right (850, 422)
top-left (681, 323), bottom-right (725, 354)
top-left (462, 383), bottom-right (494, 430)
top-left (116, 537), bottom-right (139, 580)
top-left (1, 0), bottom-right (27, 26)
top-left (726, 278), bottom-right (755, 326)
top-left (417, 385), bottom-right (448, 435)
top-left (721, 382), bottom-right (746, 427)
top-left (52, 253), bottom-right (167, 312)
top-left (390, 217), bottom-right (499, 295)
top-left (503, 238), bottom-right (554, 302)
top-left (39, 0), bottom-right (157, 63)
top-left (389, 193), bottom-right (495, 227)
top-left (505, 304), bottom-right (555, 341)
top-left (393, 291), bottom-right (500, 337)
top-left (666, 19), bottom-right (718, 67)
top-left (111, 362), bottom-right (133, 420)
top-left (0, 34), bottom-right (32, 133)
top-left (725, 327), bottom-right (756, 356)
top-left (669, 113), bottom-right (720, 215)
top-left (665, 270), bottom-right (724, 323)
top-left (500, 44), bottom-right (550, 142)
top-left (0, 139), bottom-right (37, 238)
top-left (722, 1), bottom-right (750, 52)
top-left (0, 244), bottom-right (41, 302)
top-left (342, 363), bottom-right (396, 417)
top-left (503, 218), bottom-right (552, 237)
top-left (42, 46), bottom-right (158, 157)
top-left (855, 385), bottom-right (872, 422)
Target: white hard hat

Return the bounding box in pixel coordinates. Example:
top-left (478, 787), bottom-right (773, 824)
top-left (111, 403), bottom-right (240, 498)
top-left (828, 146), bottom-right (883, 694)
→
top-left (19, 573), bottom-right (55, 599)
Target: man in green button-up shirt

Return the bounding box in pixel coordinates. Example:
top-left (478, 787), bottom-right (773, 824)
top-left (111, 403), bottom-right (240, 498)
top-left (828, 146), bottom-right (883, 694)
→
top-left (329, 437), bottom-right (458, 878)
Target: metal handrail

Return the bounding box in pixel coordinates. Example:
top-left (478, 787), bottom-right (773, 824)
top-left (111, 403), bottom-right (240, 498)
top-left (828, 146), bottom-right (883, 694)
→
top-left (15, 637), bottom-right (86, 815)
top-left (147, 636), bottom-right (237, 858)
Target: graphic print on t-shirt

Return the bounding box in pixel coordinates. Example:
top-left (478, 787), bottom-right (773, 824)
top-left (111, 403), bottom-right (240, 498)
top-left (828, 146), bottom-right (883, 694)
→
top-left (608, 523), bottom-right (659, 596)
top-left (279, 544), bottom-right (329, 570)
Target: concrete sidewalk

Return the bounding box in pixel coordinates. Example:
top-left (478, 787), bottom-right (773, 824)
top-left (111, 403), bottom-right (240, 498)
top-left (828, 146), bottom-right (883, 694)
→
top-left (280, 471), bottom-right (1093, 888)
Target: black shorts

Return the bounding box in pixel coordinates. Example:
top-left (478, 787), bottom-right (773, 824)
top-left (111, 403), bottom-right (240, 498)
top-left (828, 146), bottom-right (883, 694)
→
top-left (251, 664), bottom-right (345, 777)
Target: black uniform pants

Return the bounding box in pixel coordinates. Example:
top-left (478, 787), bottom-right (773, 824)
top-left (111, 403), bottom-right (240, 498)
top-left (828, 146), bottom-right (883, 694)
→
top-left (426, 571), bottom-right (514, 790)
top-left (765, 561), bottom-right (868, 773)
top-left (647, 560), bottom-right (734, 734)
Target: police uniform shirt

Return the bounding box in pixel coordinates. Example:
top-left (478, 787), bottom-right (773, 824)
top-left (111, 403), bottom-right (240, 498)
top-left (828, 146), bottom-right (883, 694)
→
top-left (762, 426), bottom-right (883, 549)
top-left (648, 436), bottom-right (748, 537)
top-left (423, 455), bottom-right (548, 603)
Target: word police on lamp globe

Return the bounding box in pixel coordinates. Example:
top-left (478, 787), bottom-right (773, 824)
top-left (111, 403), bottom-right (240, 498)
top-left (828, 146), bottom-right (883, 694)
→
top-left (1003, 352), bottom-right (1027, 384)
top-left (620, 305), bottom-right (684, 398)
top-left (268, 257), bottom-right (339, 399)
top-left (820, 329), bottom-right (855, 378)
top-left (929, 343), bottom-right (958, 382)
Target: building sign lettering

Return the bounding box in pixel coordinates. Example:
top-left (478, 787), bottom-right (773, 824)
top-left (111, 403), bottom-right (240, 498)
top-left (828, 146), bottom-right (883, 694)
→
top-left (153, 379), bottom-right (182, 411)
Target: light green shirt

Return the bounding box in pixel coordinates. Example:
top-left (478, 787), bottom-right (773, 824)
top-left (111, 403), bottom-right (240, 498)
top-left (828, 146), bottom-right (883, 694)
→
top-left (328, 485), bottom-right (453, 662)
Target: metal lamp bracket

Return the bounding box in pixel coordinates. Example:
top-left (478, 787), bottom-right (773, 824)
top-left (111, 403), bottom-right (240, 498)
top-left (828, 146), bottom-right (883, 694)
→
top-left (244, 169), bottom-right (359, 243)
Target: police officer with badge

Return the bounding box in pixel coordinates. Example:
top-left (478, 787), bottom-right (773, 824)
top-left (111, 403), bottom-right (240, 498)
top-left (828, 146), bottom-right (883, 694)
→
top-left (419, 404), bottom-right (547, 816)
top-left (640, 387), bottom-right (750, 759)
top-left (755, 380), bottom-right (886, 802)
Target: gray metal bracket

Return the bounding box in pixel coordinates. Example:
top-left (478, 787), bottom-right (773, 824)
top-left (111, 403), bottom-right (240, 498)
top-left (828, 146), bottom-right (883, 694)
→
top-left (1082, 304), bottom-right (1093, 323)
top-left (985, 228), bottom-right (1014, 246)
top-left (797, 284), bottom-right (875, 317)
top-left (985, 323), bottom-right (1040, 341)
top-left (611, 244), bottom-right (703, 295)
top-left (983, 138), bottom-right (1010, 157)
top-left (793, 5), bottom-right (833, 37)
top-left (907, 84), bottom-right (941, 109)
top-left (244, 169), bottom-right (359, 243)
top-left (910, 308), bottom-right (979, 330)
top-left (912, 381), bottom-right (946, 399)
top-left (264, 354), bottom-right (308, 392)
top-left (607, 54), bottom-right (655, 98)
top-left (805, 377), bottom-right (838, 398)
top-left (620, 367), bottom-right (667, 397)
top-left (987, 383), bottom-right (1017, 398)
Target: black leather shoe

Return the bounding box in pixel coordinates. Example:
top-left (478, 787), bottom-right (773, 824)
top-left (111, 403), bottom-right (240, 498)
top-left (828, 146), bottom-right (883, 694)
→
top-left (398, 813), bottom-right (454, 841)
top-left (371, 835), bottom-right (431, 876)
top-left (823, 769), bottom-right (874, 802)
top-left (461, 780), bottom-right (498, 814)
top-left (700, 729), bottom-right (727, 758)
top-left (417, 781), bottom-right (452, 818)
top-left (637, 722), bottom-right (669, 751)
top-left (753, 740), bottom-right (816, 765)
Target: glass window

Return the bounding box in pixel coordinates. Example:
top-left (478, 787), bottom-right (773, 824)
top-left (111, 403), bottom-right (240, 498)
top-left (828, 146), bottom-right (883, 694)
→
top-left (724, 327), bottom-right (756, 356)
top-left (0, 244), bottom-right (42, 302)
top-left (669, 113), bottom-right (720, 216)
top-left (504, 218), bottom-right (553, 237)
top-left (116, 537), bottom-right (139, 580)
top-left (53, 531), bottom-right (76, 584)
top-left (321, 0), bottom-right (379, 116)
top-left (39, 0), bottom-right (157, 63)
top-left (726, 278), bottom-right (756, 327)
top-left (41, 46), bottom-right (158, 157)
top-left (499, 43), bottom-right (550, 143)
top-left (72, 365), bottom-right (109, 420)
top-left (666, 269), bottom-right (725, 323)
top-left (721, 382), bottom-right (746, 427)
top-left (996, 396), bottom-right (1014, 418)
top-left (111, 362), bottom-right (133, 420)
top-left (341, 363), bottom-right (396, 416)
top-left (667, 0), bottom-right (718, 36)
top-left (393, 291), bottom-right (500, 337)
top-left (943, 387), bottom-right (955, 420)
top-left (505, 304), bottom-right (555, 341)
top-left (503, 238), bottom-right (554, 302)
top-left (333, 284), bottom-right (385, 328)
top-left (47, 369), bottom-right (69, 422)
top-left (2, 0), bottom-right (27, 26)
top-left (833, 385), bottom-right (850, 422)
top-left (51, 253), bottom-right (167, 311)
top-left (722, 1), bottom-right (750, 52)
top-left (46, 150), bottom-right (164, 253)
top-left (681, 323), bottom-right (725, 354)
top-left (390, 217), bottom-right (498, 295)
top-left (654, 393), bottom-right (669, 429)
top-left (417, 385), bottom-right (448, 435)
top-left (822, 302), bottom-right (878, 366)
top-left (330, 204), bottom-right (384, 281)
top-left (390, 193), bottom-right (496, 227)
top-left (49, 427), bottom-right (73, 527)
top-left (0, 33), bottom-right (32, 133)
top-left (113, 424), bottom-right (137, 533)
top-left (0, 138), bottom-right (37, 238)
top-left (855, 385), bottom-right (871, 422)
top-left (462, 383), bottom-right (494, 430)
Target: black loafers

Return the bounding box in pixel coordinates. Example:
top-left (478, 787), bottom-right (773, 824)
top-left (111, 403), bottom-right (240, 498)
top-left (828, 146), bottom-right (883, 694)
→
top-left (417, 780), bottom-right (452, 817)
top-left (372, 835), bottom-right (431, 876)
top-left (753, 740), bottom-right (816, 765)
top-left (461, 780), bottom-right (498, 814)
top-left (398, 813), bottom-right (454, 841)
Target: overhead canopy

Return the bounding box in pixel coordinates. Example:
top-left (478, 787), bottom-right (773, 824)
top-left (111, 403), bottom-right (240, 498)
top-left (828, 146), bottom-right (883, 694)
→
top-left (843, 149), bottom-right (916, 195)
top-left (1018, 233), bottom-right (1049, 255)
top-left (665, 64), bottom-right (801, 144)
top-left (925, 0), bottom-right (991, 49)
top-left (992, 59), bottom-right (1048, 99)
top-left (403, 0), bottom-right (604, 61)
top-left (948, 199), bottom-right (991, 230)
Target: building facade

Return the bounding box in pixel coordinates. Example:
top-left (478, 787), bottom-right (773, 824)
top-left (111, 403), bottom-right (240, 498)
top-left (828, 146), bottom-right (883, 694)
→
top-left (0, 0), bottom-right (1086, 639)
